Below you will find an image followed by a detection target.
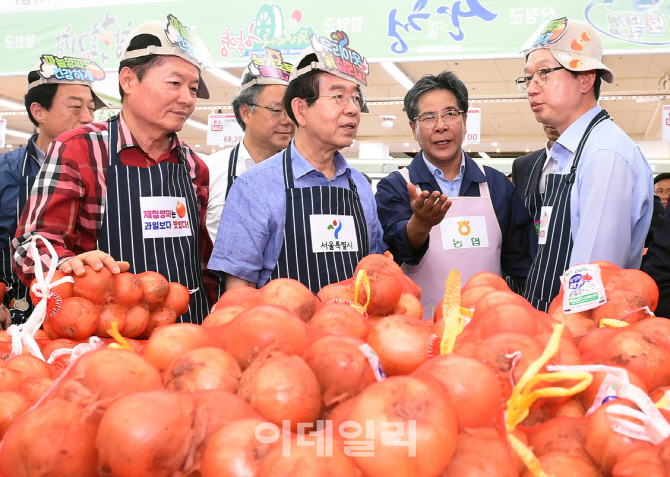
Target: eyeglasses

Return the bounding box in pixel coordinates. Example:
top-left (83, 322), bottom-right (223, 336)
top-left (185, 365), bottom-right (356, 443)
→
top-left (413, 110), bottom-right (465, 129)
top-left (515, 66), bottom-right (566, 92)
top-left (308, 90), bottom-right (366, 110)
top-left (249, 103), bottom-right (287, 119)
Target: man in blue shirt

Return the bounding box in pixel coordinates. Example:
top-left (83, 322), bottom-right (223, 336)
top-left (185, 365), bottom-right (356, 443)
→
top-left (208, 31), bottom-right (386, 293)
top-left (518, 18), bottom-right (653, 311)
top-left (375, 71), bottom-right (535, 315)
top-left (0, 56), bottom-right (106, 325)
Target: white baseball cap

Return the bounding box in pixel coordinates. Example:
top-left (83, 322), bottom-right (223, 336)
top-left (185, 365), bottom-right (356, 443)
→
top-left (119, 15), bottom-right (213, 99)
top-left (521, 17), bottom-right (614, 83)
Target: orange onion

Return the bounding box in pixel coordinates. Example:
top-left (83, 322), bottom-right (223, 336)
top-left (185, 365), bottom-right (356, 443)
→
top-left (0, 390), bottom-right (31, 439)
top-left (346, 376), bottom-right (459, 477)
top-left (143, 323), bottom-right (211, 372)
top-left (521, 452), bottom-right (601, 477)
top-left (20, 375), bottom-right (55, 404)
top-left (443, 427), bottom-right (518, 477)
top-left (524, 416), bottom-right (589, 459)
top-left (51, 296), bottom-right (99, 340)
top-left (392, 292), bottom-right (423, 320)
top-left (40, 338), bottom-right (79, 361)
top-left (96, 303), bottom-right (127, 338)
top-left (96, 390), bottom-right (195, 477)
top-left (363, 268), bottom-right (403, 316)
top-left (317, 279), bottom-right (355, 303)
top-left (162, 282), bottom-right (191, 318)
top-left (308, 302), bottom-right (370, 340)
top-left (72, 265), bottom-right (115, 305)
top-left (112, 272), bottom-right (143, 308)
top-left (303, 335), bottom-right (377, 408)
top-left (0, 367), bottom-right (24, 392)
top-left (202, 305), bottom-right (246, 327)
top-left (215, 285), bottom-right (262, 310)
top-left (6, 354), bottom-right (50, 378)
top-left (163, 346), bottom-right (241, 393)
top-left (122, 303), bottom-right (151, 338)
top-left (238, 352), bottom-right (321, 432)
top-left (138, 307), bottom-right (177, 339)
top-left (259, 278), bottom-right (318, 322)
top-left (29, 269), bottom-right (74, 306)
top-left (366, 314), bottom-right (435, 376)
top-left (136, 271), bottom-right (169, 311)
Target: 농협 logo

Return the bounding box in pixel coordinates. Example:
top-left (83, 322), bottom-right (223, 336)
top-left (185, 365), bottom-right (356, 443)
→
top-left (327, 219), bottom-right (343, 239)
top-left (457, 220), bottom-right (471, 236)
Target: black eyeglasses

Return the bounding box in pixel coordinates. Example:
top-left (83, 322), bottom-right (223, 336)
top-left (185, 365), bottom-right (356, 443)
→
top-left (249, 103), bottom-right (287, 119)
top-left (307, 90), bottom-right (366, 110)
top-left (413, 110), bottom-right (465, 129)
top-left (515, 66), bottom-right (566, 92)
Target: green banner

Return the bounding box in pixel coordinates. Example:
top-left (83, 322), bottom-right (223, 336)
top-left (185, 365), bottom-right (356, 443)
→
top-left (0, 0), bottom-right (669, 75)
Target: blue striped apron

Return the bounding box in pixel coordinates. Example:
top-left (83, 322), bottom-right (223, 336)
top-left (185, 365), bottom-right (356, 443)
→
top-left (225, 143), bottom-right (241, 199)
top-left (4, 145), bottom-right (40, 324)
top-left (268, 146), bottom-right (370, 293)
top-left (523, 110), bottom-right (610, 312)
top-left (96, 116), bottom-right (209, 324)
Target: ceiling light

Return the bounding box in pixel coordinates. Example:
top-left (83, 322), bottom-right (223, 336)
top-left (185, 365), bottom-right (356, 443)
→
top-left (403, 142), bottom-right (409, 147)
top-left (212, 148), bottom-right (216, 153)
top-left (496, 148), bottom-right (500, 153)
top-left (525, 148), bottom-right (530, 153)
top-left (380, 115), bottom-right (396, 129)
top-left (380, 62), bottom-right (414, 91)
top-left (6, 129), bottom-right (32, 139)
top-left (467, 149), bottom-right (472, 152)
top-left (186, 119), bottom-right (208, 131)
top-left (208, 67), bottom-right (242, 87)
top-left (492, 142), bottom-right (498, 146)
top-left (479, 152), bottom-right (490, 159)
top-left (412, 149), bottom-right (416, 153)
top-left (195, 144), bottom-right (201, 148)
top-left (6, 144), bottom-right (13, 148)
top-left (0, 98), bottom-right (24, 110)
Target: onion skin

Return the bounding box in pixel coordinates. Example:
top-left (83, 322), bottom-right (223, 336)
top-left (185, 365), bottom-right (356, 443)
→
top-left (139, 307), bottom-right (177, 339)
top-left (51, 297), bottom-right (99, 340)
top-left (308, 303), bottom-right (370, 340)
top-left (0, 397), bottom-right (103, 477)
top-left (520, 452), bottom-right (601, 477)
top-left (259, 278), bottom-right (318, 322)
top-left (238, 352), bottom-right (321, 432)
top-left (442, 428), bottom-right (517, 477)
top-left (0, 390), bottom-right (31, 439)
top-left (122, 303), bottom-right (151, 338)
top-left (163, 347), bottom-right (241, 393)
top-left (96, 304), bottom-right (127, 338)
top-left (162, 282), bottom-right (191, 318)
top-left (112, 272), bottom-right (143, 308)
top-left (202, 305), bottom-right (245, 327)
top-left (143, 323), bottom-right (211, 373)
top-left (136, 271), bottom-right (170, 311)
top-left (96, 390), bottom-right (195, 477)
top-left (72, 265), bottom-right (115, 306)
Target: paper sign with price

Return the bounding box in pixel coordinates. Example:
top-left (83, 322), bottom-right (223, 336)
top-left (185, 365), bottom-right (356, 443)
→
top-left (0, 119), bottom-right (6, 149)
top-left (463, 108), bottom-right (480, 145)
top-left (207, 113), bottom-right (244, 146)
top-left (663, 105), bottom-right (670, 143)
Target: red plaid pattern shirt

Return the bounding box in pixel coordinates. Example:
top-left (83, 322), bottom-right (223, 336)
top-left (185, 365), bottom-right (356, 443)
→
top-left (12, 113), bottom-right (217, 303)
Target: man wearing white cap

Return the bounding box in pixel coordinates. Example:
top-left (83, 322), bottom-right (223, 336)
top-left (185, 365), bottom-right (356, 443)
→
top-left (209, 31), bottom-right (386, 293)
top-left (0, 56), bottom-right (107, 325)
top-left (203, 47), bottom-right (294, 244)
top-left (13, 15), bottom-right (216, 323)
top-left (518, 17), bottom-right (653, 311)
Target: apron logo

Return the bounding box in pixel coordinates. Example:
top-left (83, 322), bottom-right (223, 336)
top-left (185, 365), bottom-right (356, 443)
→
top-left (457, 220), bottom-right (471, 236)
top-left (327, 219), bottom-right (343, 239)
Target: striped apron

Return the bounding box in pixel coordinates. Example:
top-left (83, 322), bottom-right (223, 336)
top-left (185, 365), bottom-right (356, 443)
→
top-left (523, 110), bottom-right (610, 312)
top-left (225, 143), bottom-right (241, 199)
top-left (4, 147), bottom-right (39, 324)
top-left (268, 146), bottom-right (370, 293)
top-left (96, 116), bottom-right (209, 324)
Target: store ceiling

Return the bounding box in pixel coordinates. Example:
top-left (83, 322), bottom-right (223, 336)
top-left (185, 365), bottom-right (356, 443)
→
top-left (1, 53), bottom-right (668, 158)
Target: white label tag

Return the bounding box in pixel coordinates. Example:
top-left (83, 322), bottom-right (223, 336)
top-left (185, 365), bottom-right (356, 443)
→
top-left (359, 343), bottom-right (386, 381)
top-left (140, 196), bottom-right (192, 239)
top-left (561, 264), bottom-right (607, 314)
top-left (538, 206), bottom-right (553, 245)
top-left (439, 215), bottom-right (489, 250)
top-left (207, 113), bottom-right (244, 146)
top-left (309, 215), bottom-right (359, 253)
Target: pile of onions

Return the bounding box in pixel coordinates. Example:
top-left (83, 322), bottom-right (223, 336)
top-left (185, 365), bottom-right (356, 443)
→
top-left (163, 346), bottom-right (241, 393)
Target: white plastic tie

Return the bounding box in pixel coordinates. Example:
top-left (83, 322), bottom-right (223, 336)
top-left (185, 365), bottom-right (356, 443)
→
top-left (506, 351), bottom-right (523, 388)
top-left (47, 336), bottom-right (104, 364)
top-left (8, 235), bottom-right (73, 361)
top-left (606, 383), bottom-right (670, 445)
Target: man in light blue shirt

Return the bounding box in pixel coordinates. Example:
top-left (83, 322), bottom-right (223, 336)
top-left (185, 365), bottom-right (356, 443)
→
top-left (422, 153), bottom-right (465, 198)
top-left (518, 17), bottom-right (653, 311)
top-left (208, 32), bottom-right (386, 292)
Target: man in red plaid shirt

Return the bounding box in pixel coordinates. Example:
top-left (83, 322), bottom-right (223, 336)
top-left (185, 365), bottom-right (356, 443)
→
top-left (13, 16), bottom-right (216, 324)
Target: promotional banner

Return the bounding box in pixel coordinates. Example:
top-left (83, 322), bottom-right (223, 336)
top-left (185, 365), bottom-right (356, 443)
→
top-left (0, 0), bottom-right (669, 76)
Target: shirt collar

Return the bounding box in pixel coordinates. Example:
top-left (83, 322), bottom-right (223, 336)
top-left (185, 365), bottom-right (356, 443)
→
top-left (26, 134), bottom-right (45, 165)
top-left (552, 105), bottom-right (601, 157)
top-left (422, 150), bottom-right (466, 182)
top-left (290, 140), bottom-right (350, 180)
top-left (116, 112), bottom-right (181, 154)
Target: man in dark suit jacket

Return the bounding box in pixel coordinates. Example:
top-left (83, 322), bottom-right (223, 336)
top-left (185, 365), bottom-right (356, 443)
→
top-left (644, 202), bottom-right (670, 318)
top-left (512, 124), bottom-right (560, 202)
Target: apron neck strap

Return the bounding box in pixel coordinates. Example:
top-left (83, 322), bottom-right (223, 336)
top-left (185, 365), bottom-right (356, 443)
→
top-left (525, 149), bottom-right (547, 198)
top-left (282, 145), bottom-right (295, 189)
top-left (566, 109), bottom-right (610, 184)
top-left (225, 143), bottom-right (241, 198)
top-left (108, 115), bottom-right (119, 167)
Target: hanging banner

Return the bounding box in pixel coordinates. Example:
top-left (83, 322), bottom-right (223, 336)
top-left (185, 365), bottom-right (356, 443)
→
top-left (0, 119), bottom-right (6, 148)
top-left (463, 108), bottom-right (481, 145)
top-left (207, 113), bottom-right (244, 146)
top-left (0, 1), bottom-right (669, 76)
top-left (663, 105), bottom-right (670, 143)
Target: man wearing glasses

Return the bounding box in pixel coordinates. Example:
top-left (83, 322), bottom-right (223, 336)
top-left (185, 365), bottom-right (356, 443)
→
top-left (208, 32), bottom-right (386, 292)
top-left (518, 18), bottom-right (653, 312)
top-left (203, 51), bottom-right (294, 244)
top-left (375, 71), bottom-right (535, 318)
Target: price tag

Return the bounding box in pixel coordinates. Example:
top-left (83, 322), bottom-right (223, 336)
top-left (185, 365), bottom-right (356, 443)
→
top-left (0, 119), bottom-right (6, 148)
top-left (561, 264), bottom-right (607, 314)
top-left (463, 108), bottom-right (480, 145)
top-left (207, 113), bottom-right (244, 146)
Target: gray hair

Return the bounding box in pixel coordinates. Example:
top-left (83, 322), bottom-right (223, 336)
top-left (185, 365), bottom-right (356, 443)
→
top-left (403, 70), bottom-right (469, 122)
top-left (231, 72), bottom-right (264, 131)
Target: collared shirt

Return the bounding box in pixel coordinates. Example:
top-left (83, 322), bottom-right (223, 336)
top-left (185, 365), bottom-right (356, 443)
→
top-left (202, 140), bottom-right (254, 244)
top-left (422, 151), bottom-right (466, 197)
top-left (538, 140), bottom-right (556, 194)
top-left (208, 140), bottom-right (387, 287)
top-left (549, 105), bottom-right (653, 269)
top-left (33, 143), bottom-right (45, 166)
top-left (12, 113), bottom-right (214, 294)
top-left (375, 150), bottom-right (536, 285)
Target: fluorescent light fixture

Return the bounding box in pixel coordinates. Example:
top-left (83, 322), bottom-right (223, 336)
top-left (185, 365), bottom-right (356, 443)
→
top-left (209, 67), bottom-right (241, 87)
top-left (380, 62), bottom-right (414, 91)
top-left (492, 142), bottom-right (498, 146)
top-left (0, 98), bottom-right (24, 110)
top-left (6, 144), bottom-right (13, 148)
top-left (479, 152), bottom-right (490, 159)
top-left (186, 119), bottom-right (208, 131)
top-left (6, 129), bottom-right (32, 139)
top-left (496, 148), bottom-right (500, 153)
top-left (195, 144), bottom-right (201, 148)
top-left (403, 142), bottom-right (409, 147)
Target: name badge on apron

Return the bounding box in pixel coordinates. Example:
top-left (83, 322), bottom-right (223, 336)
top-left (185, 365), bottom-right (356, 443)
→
top-left (140, 196), bottom-right (192, 239)
top-left (309, 215), bottom-right (359, 253)
top-left (439, 215), bottom-right (489, 250)
top-left (538, 206), bottom-right (553, 245)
